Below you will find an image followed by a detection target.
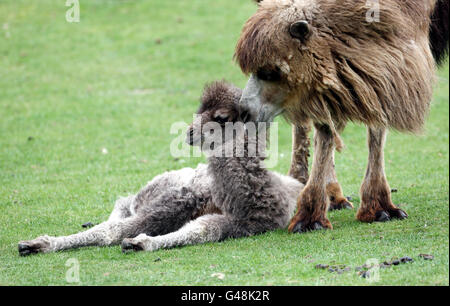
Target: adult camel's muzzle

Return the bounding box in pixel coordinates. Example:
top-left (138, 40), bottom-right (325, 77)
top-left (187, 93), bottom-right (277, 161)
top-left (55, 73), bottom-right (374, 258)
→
top-left (239, 74), bottom-right (285, 124)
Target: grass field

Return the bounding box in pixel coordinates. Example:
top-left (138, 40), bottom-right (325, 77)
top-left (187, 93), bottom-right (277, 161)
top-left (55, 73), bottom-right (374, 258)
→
top-left (0, 0), bottom-right (448, 286)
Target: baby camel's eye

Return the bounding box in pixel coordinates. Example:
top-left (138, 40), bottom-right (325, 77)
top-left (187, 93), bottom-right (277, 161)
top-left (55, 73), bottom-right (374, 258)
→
top-left (214, 115), bottom-right (229, 125)
top-left (213, 109), bottom-right (231, 125)
top-left (256, 66), bottom-right (282, 82)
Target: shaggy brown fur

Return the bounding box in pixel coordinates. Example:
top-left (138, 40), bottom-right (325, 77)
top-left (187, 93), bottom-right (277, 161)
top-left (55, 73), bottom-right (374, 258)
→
top-left (288, 122), bottom-right (311, 185)
top-left (237, 0), bottom-right (436, 133)
top-left (288, 123), bottom-right (335, 232)
top-left (327, 181), bottom-right (353, 211)
top-left (356, 127), bottom-right (408, 222)
top-left (289, 120), bottom-right (351, 209)
top-left (235, 0), bottom-right (447, 230)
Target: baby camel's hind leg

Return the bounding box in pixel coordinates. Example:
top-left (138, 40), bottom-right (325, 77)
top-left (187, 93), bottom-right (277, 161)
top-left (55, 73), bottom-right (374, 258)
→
top-left (357, 127), bottom-right (408, 222)
top-left (132, 187), bottom-right (208, 237)
top-left (108, 195), bottom-right (134, 222)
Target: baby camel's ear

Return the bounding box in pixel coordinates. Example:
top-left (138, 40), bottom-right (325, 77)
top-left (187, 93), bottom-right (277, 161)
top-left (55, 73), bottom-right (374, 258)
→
top-left (252, 0), bottom-right (263, 5)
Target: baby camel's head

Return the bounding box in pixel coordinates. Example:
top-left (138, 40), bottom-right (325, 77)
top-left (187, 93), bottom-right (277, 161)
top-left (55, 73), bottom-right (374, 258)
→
top-left (186, 81), bottom-right (250, 148)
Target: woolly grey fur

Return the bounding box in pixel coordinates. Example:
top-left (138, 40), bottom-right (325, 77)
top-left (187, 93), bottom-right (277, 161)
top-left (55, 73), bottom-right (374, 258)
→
top-left (18, 81), bottom-right (303, 255)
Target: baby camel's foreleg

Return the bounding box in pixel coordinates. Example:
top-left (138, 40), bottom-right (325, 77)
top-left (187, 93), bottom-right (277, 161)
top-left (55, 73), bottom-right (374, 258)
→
top-left (18, 187), bottom-right (205, 256)
top-left (18, 217), bottom-right (146, 256)
top-left (122, 214), bottom-right (237, 253)
top-left (357, 127), bottom-right (408, 222)
top-left (18, 195), bottom-right (139, 256)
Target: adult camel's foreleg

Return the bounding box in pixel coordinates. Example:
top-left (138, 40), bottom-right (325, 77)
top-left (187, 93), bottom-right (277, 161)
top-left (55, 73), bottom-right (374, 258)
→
top-left (288, 123), bottom-right (335, 233)
top-left (357, 127), bottom-right (408, 222)
top-left (288, 121), bottom-right (352, 211)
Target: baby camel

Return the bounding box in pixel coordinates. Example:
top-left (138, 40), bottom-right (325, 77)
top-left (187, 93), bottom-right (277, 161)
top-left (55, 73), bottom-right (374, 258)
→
top-left (18, 81), bottom-right (302, 256)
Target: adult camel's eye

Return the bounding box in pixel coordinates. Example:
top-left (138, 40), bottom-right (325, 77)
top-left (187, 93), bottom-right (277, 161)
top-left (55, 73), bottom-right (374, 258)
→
top-left (256, 67), bottom-right (282, 82)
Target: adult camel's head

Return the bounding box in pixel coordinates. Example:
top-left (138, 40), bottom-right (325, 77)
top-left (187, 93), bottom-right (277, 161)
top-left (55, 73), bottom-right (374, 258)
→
top-left (234, 0), bottom-right (434, 132)
top-left (235, 0), bottom-right (332, 124)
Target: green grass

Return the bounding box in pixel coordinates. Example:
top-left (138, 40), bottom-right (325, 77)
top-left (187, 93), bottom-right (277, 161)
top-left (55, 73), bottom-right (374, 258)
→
top-left (0, 0), bottom-right (448, 286)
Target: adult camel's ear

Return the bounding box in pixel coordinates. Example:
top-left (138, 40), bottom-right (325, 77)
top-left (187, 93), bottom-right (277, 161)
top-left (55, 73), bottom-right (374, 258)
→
top-left (289, 21), bottom-right (311, 42)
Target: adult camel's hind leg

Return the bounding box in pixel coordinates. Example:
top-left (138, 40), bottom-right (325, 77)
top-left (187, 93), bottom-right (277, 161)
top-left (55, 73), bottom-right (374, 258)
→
top-left (357, 127), bottom-right (408, 222)
top-left (289, 122), bottom-right (311, 185)
top-left (288, 123), bottom-right (335, 233)
top-left (326, 151), bottom-right (354, 211)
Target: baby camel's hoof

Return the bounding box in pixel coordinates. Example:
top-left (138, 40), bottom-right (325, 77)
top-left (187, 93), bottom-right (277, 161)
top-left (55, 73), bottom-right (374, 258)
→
top-left (18, 243), bottom-right (39, 257)
top-left (375, 209), bottom-right (408, 222)
top-left (121, 239), bottom-right (144, 253)
top-left (18, 237), bottom-right (50, 256)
